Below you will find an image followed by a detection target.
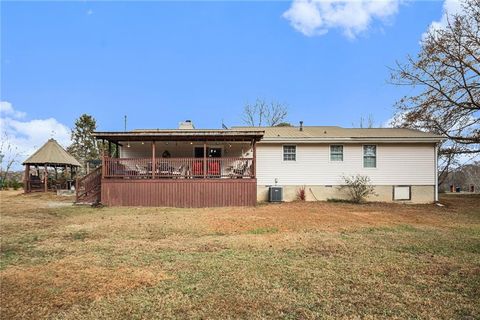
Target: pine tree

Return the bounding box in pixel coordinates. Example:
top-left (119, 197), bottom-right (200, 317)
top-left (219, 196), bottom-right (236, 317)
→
top-left (67, 114), bottom-right (99, 168)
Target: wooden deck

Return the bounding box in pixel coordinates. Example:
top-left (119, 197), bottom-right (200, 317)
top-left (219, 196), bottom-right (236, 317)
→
top-left (101, 178), bottom-right (257, 207)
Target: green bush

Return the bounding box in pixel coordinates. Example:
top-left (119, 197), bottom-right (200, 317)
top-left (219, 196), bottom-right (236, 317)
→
top-left (0, 179), bottom-right (22, 190)
top-left (10, 179), bottom-right (21, 190)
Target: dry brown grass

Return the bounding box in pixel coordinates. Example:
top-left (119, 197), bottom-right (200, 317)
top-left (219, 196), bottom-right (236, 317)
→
top-left (0, 256), bottom-right (166, 319)
top-left (0, 190), bottom-right (479, 319)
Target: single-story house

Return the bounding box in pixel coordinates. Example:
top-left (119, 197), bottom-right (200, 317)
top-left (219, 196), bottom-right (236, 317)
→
top-left (79, 120), bottom-right (443, 207)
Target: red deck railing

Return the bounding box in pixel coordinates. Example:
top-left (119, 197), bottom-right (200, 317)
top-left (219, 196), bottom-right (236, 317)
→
top-left (103, 157), bottom-right (254, 179)
top-left (76, 166), bottom-right (102, 203)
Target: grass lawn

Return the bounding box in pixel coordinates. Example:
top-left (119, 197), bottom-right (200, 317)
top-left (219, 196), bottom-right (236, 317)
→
top-left (1, 190), bottom-right (479, 319)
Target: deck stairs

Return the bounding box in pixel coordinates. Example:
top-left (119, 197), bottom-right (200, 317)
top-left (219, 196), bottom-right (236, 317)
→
top-left (76, 166), bottom-right (102, 205)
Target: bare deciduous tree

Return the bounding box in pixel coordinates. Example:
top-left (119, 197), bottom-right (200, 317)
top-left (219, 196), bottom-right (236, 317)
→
top-left (353, 114), bottom-right (376, 128)
top-left (389, 0), bottom-right (480, 183)
top-left (0, 131), bottom-right (21, 185)
top-left (242, 99), bottom-right (288, 126)
top-left (440, 161), bottom-right (480, 191)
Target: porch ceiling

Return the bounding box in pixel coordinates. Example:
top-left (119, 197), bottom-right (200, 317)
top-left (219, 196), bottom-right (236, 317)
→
top-left (93, 130), bottom-right (264, 143)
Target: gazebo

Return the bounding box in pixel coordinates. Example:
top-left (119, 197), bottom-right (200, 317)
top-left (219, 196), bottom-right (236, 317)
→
top-left (23, 138), bottom-right (82, 193)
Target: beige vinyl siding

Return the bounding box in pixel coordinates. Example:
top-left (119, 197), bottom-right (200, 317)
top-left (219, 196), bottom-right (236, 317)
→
top-left (256, 143), bottom-right (435, 186)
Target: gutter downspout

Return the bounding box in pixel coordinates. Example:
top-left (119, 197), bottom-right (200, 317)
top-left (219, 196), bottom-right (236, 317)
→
top-left (434, 143), bottom-right (439, 202)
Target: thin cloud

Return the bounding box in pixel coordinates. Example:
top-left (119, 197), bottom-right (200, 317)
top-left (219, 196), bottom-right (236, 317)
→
top-left (422, 0), bottom-right (462, 41)
top-left (283, 0), bottom-right (401, 39)
top-left (0, 101), bottom-right (71, 170)
top-left (0, 101), bottom-right (26, 119)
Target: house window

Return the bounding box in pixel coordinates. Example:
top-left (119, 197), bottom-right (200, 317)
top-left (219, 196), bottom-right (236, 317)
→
top-left (330, 145), bottom-right (343, 161)
top-left (363, 145), bottom-right (377, 168)
top-left (283, 145), bottom-right (296, 161)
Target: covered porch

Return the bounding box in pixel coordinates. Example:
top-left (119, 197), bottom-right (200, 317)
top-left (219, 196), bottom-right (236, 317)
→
top-left (93, 129), bottom-right (263, 207)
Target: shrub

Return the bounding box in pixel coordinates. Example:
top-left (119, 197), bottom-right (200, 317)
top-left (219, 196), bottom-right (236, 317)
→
top-left (296, 185), bottom-right (306, 201)
top-left (338, 174), bottom-right (376, 203)
top-left (10, 179), bottom-right (21, 190)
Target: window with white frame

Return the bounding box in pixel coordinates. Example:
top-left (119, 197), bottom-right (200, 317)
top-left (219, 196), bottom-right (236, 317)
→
top-left (363, 145), bottom-right (377, 168)
top-left (330, 145), bottom-right (343, 161)
top-left (283, 145), bottom-right (296, 161)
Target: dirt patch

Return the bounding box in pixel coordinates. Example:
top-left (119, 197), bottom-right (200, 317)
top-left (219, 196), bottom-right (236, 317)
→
top-left (0, 256), bottom-right (167, 319)
top-left (201, 200), bottom-right (461, 234)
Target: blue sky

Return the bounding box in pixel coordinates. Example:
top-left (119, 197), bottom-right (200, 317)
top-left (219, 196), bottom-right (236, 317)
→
top-left (1, 0), bottom-right (449, 162)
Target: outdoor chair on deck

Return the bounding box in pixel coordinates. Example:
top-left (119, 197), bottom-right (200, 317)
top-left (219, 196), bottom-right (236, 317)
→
top-left (155, 162), bottom-right (175, 177)
top-left (228, 161), bottom-right (249, 178)
top-left (171, 165), bottom-right (186, 178)
top-left (192, 161), bottom-right (203, 177)
top-left (135, 164), bottom-right (148, 177)
top-left (208, 161), bottom-right (221, 177)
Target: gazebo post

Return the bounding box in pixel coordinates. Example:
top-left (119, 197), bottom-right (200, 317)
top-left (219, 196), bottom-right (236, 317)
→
top-left (69, 165), bottom-right (73, 190)
top-left (24, 164), bottom-right (30, 193)
top-left (44, 165), bottom-right (48, 192)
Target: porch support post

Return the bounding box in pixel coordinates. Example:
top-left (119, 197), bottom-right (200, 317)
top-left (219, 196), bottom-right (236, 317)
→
top-left (24, 165), bottom-right (30, 193)
top-left (152, 141), bottom-right (156, 179)
top-left (252, 139), bottom-right (256, 178)
top-left (102, 153), bottom-right (106, 178)
top-left (44, 165), bottom-right (48, 192)
top-left (203, 141), bottom-right (207, 178)
top-left (108, 141), bottom-right (112, 157)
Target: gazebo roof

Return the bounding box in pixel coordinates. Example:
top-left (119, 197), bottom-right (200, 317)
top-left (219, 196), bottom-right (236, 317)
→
top-left (22, 138), bottom-right (81, 167)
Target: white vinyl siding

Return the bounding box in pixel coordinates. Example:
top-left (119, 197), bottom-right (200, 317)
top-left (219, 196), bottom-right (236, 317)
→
top-left (283, 145), bottom-right (296, 161)
top-left (256, 143), bottom-right (436, 186)
top-left (363, 145), bottom-right (376, 168)
top-left (330, 145), bottom-right (343, 161)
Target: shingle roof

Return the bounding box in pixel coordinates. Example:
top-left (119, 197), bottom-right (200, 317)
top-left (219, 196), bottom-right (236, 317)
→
top-left (93, 129), bottom-right (265, 142)
top-left (232, 126), bottom-right (444, 142)
top-left (22, 139), bottom-right (81, 167)
top-left (94, 126), bottom-right (443, 143)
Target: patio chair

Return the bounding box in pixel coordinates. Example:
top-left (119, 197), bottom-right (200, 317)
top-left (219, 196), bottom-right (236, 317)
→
top-left (192, 161), bottom-right (203, 177)
top-left (157, 162), bottom-right (173, 176)
top-left (229, 161), bottom-right (248, 178)
top-left (208, 161), bottom-right (221, 177)
top-left (135, 164), bottom-right (148, 176)
top-left (171, 165), bottom-right (185, 178)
